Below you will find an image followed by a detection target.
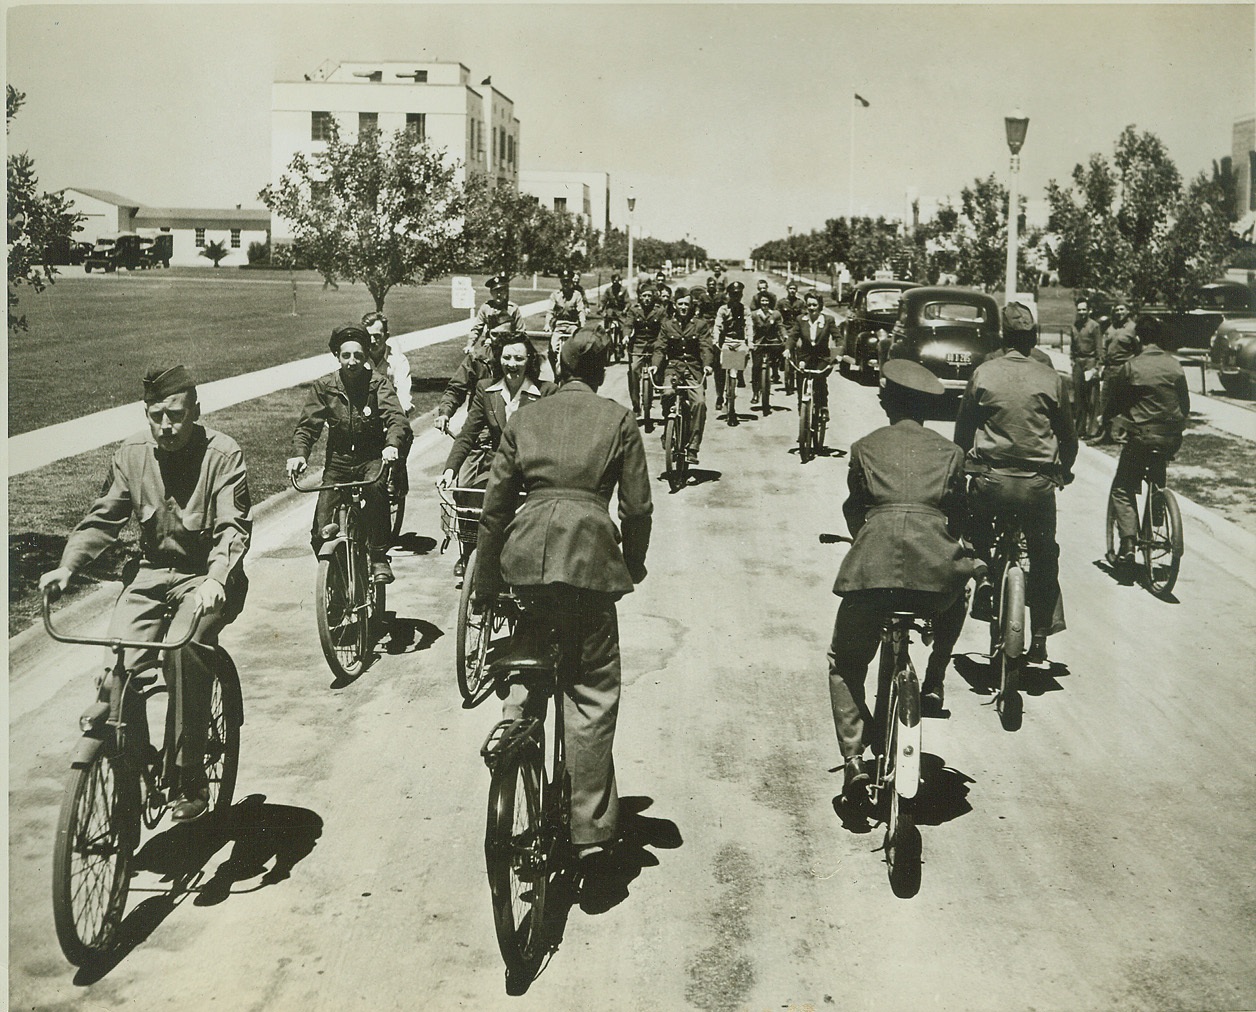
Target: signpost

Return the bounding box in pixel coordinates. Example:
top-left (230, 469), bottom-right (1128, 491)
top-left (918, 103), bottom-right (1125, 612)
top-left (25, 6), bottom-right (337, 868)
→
top-left (451, 275), bottom-right (476, 321)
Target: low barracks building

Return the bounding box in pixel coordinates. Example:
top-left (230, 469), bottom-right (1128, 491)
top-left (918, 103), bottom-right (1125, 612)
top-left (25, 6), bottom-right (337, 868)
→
top-left (61, 188), bottom-right (271, 268)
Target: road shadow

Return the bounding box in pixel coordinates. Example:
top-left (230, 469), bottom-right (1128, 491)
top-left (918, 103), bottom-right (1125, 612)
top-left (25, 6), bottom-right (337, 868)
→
top-left (507, 796), bottom-right (682, 996)
top-left (382, 616), bottom-right (443, 655)
top-left (72, 795), bottom-right (322, 985)
top-left (1093, 555), bottom-right (1140, 588)
top-left (393, 533), bottom-right (438, 557)
top-left (830, 753), bottom-right (973, 835)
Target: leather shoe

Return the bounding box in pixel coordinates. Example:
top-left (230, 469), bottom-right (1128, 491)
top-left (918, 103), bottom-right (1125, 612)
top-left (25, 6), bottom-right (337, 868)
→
top-left (685, 449), bottom-right (699, 465)
top-left (1026, 634), bottom-right (1048, 665)
top-left (1117, 536), bottom-right (1136, 565)
top-left (970, 578), bottom-right (995, 622)
top-left (843, 755), bottom-right (871, 802)
top-left (453, 557), bottom-right (466, 578)
top-left (922, 670), bottom-right (945, 713)
top-left (372, 559), bottom-right (395, 584)
top-left (172, 784), bottom-right (210, 822)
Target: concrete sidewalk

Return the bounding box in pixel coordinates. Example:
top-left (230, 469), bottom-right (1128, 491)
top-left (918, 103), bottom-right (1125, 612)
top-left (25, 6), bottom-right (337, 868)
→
top-left (7, 294), bottom-right (557, 476)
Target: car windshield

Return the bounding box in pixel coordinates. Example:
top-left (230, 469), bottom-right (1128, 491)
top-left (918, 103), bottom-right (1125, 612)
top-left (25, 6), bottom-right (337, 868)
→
top-left (866, 290), bottom-right (903, 313)
top-left (923, 301), bottom-right (988, 323)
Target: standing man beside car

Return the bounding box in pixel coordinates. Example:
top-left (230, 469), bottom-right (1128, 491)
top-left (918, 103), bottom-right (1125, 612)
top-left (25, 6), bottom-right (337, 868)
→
top-left (954, 302), bottom-right (1077, 665)
top-left (1070, 300), bottom-right (1103, 439)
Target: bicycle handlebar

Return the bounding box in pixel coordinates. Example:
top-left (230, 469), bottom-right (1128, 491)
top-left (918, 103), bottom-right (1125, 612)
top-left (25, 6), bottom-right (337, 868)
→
top-left (43, 587), bottom-right (206, 652)
top-left (291, 460), bottom-right (390, 494)
top-left (789, 360), bottom-right (835, 376)
top-left (818, 533), bottom-right (854, 544)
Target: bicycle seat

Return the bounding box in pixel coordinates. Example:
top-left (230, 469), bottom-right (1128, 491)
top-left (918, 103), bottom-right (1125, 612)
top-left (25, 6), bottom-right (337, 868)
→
top-left (486, 654), bottom-right (556, 686)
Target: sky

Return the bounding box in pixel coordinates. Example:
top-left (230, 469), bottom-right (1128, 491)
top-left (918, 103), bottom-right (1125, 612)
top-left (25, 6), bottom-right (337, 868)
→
top-left (5, 2), bottom-right (1254, 257)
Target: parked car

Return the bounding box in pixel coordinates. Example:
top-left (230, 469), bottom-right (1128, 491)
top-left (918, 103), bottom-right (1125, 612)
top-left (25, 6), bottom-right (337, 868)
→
top-left (1210, 316), bottom-right (1256, 398)
top-left (880, 286), bottom-right (1002, 395)
top-left (1146, 281), bottom-right (1256, 350)
top-left (838, 279), bottom-right (919, 384)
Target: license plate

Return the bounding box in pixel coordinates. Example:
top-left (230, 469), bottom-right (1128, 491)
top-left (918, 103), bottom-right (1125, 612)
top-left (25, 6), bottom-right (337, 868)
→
top-left (946, 351), bottom-right (972, 366)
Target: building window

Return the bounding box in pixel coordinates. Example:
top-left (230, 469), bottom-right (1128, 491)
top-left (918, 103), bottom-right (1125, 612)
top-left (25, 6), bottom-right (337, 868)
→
top-left (492, 128), bottom-right (497, 162)
top-left (311, 111), bottom-right (334, 141)
top-left (195, 228), bottom-right (206, 247)
top-left (554, 198), bottom-right (567, 213)
top-left (507, 135), bottom-right (515, 165)
top-left (230, 229), bottom-right (241, 249)
top-left (406, 113), bottom-right (425, 140)
top-left (359, 111), bottom-right (378, 134)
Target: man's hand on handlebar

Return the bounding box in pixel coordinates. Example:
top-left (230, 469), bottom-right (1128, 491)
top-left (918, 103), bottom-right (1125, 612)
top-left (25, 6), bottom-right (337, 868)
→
top-left (382, 446), bottom-right (399, 463)
top-left (436, 468), bottom-right (456, 490)
top-left (195, 577), bottom-right (226, 614)
top-left (286, 456), bottom-right (307, 477)
top-left (40, 567), bottom-right (73, 600)
top-left (433, 414), bottom-right (452, 436)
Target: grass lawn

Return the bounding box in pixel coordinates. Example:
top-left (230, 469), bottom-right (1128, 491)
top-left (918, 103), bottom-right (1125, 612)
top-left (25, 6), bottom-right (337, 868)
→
top-left (7, 267), bottom-right (603, 435)
top-left (6, 336), bottom-right (470, 636)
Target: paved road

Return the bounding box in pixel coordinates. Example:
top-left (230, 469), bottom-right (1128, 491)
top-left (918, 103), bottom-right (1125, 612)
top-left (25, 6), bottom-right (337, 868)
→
top-left (9, 353), bottom-right (1256, 1011)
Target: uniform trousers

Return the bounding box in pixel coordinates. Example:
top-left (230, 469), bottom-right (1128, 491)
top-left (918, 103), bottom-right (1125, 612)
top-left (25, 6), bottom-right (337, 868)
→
top-left (827, 587), bottom-right (966, 761)
top-left (628, 346), bottom-right (649, 415)
top-left (504, 584), bottom-right (621, 847)
top-left (967, 471), bottom-right (1066, 638)
top-left (661, 366), bottom-right (707, 453)
top-left (107, 567), bottom-right (229, 784)
top-left (1109, 439), bottom-right (1178, 541)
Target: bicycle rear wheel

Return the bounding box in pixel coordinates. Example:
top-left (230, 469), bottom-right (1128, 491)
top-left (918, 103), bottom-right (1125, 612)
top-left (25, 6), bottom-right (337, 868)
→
top-left (884, 673), bottom-right (921, 897)
top-left (994, 565), bottom-right (1025, 721)
top-left (486, 740), bottom-right (548, 978)
top-left (641, 376), bottom-right (653, 432)
top-left (456, 551), bottom-right (491, 702)
top-left (388, 478), bottom-right (406, 543)
top-left (815, 403), bottom-right (827, 451)
top-left (205, 651), bottom-right (242, 811)
top-left (316, 542), bottom-right (368, 680)
top-left (798, 400), bottom-right (813, 462)
top-left (1144, 487), bottom-right (1183, 597)
top-left (52, 740), bottom-right (139, 965)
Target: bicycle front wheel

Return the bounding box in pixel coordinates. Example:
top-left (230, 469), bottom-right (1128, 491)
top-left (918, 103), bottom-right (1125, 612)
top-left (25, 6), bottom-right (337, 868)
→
top-left (316, 542), bottom-right (368, 680)
top-left (52, 740), bottom-right (139, 965)
top-left (663, 414), bottom-right (683, 492)
top-left (486, 741), bottom-right (548, 978)
top-left (798, 399), bottom-right (813, 462)
top-left (1145, 487), bottom-right (1183, 597)
top-left (206, 651), bottom-right (242, 811)
top-left (456, 551), bottom-right (491, 702)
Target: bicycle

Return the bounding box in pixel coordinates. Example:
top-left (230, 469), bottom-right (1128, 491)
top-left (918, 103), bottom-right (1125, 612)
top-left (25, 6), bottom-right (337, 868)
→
top-left (820, 534), bottom-right (924, 896)
top-left (603, 316), bottom-right (626, 364)
top-left (291, 461), bottom-right (390, 681)
top-left (1105, 450), bottom-right (1183, 598)
top-left (437, 483), bottom-right (518, 705)
top-left (386, 456), bottom-right (408, 542)
top-left (790, 360), bottom-right (834, 462)
top-left (650, 372), bottom-right (704, 493)
top-left (752, 341), bottom-right (784, 415)
top-left (545, 320), bottom-right (580, 381)
top-left (720, 344), bottom-right (749, 426)
top-left (984, 513), bottom-right (1029, 725)
top-left (479, 595), bottom-right (572, 983)
top-left (44, 589), bottom-right (243, 965)
top-left (631, 347), bottom-right (655, 432)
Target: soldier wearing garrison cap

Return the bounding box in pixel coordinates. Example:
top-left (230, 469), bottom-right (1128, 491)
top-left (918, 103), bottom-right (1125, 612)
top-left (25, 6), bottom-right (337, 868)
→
top-left (41, 364), bottom-right (252, 823)
top-left (288, 324), bottom-right (409, 584)
top-left (955, 301), bottom-right (1077, 666)
top-left (475, 321), bottom-right (652, 872)
top-left (826, 357), bottom-right (984, 804)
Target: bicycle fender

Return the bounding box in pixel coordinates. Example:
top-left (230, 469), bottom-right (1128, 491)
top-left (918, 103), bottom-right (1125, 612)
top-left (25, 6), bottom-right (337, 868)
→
top-left (214, 647), bottom-right (245, 728)
top-left (316, 537), bottom-right (346, 560)
top-left (70, 731), bottom-right (105, 769)
top-left (897, 688), bottom-right (922, 799)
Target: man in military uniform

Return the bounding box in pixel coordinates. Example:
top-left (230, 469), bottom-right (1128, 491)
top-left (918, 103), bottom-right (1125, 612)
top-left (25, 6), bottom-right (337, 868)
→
top-left (434, 275), bottom-right (521, 435)
top-left (625, 284), bottom-right (667, 422)
top-left (598, 272), bottom-right (630, 357)
top-left (1069, 300), bottom-right (1103, 438)
top-left (288, 325), bottom-right (409, 584)
top-left (545, 269), bottom-right (590, 378)
top-left (1105, 315), bottom-right (1190, 566)
top-left (41, 365), bottom-right (251, 822)
top-left (827, 360), bottom-right (982, 801)
top-left (699, 276), bottom-right (724, 321)
top-left (777, 280), bottom-right (807, 392)
top-left (1097, 301), bottom-right (1140, 444)
top-left (475, 329), bottom-right (652, 869)
top-left (652, 287), bottom-right (715, 463)
top-left (954, 302), bottom-right (1077, 665)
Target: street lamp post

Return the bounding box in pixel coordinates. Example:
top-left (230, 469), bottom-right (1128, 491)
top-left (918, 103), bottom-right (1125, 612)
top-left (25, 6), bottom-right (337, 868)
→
top-left (627, 194), bottom-right (636, 296)
top-left (786, 225), bottom-right (793, 282)
top-left (1003, 110), bottom-right (1029, 303)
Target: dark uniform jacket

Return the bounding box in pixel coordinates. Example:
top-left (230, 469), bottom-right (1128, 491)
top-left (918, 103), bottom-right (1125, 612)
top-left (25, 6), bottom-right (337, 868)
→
top-left (443, 376), bottom-right (557, 477)
top-left (953, 350), bottom-right (1078, 480)
top-left (778, 294), bottom-right (806, 329)
top-left (627, 302), bottom-right (668, 351)
top-left (652, 311), bottom-right (716, 375)
top-left (292, 370), bottom-right (409, 470)
top-left (1107, 345), bottom-right (1190, 450)
top-left (476, 381), bottom-right (653, 599)
top-left (469, 298), bottom-right (524, 345)
top-left (599, 285), bottom-right (629, 318)
top-left (1104, 321), bottom-right (1139, 373)
top-left (61, 424), bottom-right (251, 605)
top-left (833, 419), bottom-right (976, 596)
top-left (1071, 317), bottom-right (1102, 364)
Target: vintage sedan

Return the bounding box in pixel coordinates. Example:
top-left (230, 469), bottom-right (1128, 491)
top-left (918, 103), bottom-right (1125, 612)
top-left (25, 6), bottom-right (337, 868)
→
top-left (1210, 316), bottom-right (1256, 398)
top-left (880, 286), bottom-right (1002, 394)
top-left (838, 279), bottom-right (919, 384)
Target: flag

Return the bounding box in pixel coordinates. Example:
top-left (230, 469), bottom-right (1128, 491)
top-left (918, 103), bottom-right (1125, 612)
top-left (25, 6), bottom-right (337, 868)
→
top-left (854, 93), bottom-right (870, 108)
top-left (482, 75), bottom-right (492, 86)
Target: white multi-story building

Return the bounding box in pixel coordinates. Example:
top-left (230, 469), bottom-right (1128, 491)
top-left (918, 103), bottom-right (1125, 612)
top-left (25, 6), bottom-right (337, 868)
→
top-left (271, 60), bottom-right (520, 241)
top-left (519, 170), bottom-right (611, 235)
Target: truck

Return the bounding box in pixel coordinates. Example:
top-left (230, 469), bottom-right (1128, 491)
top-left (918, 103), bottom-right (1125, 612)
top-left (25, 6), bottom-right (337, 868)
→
top-left (83, 232), bottom-right (173, 272)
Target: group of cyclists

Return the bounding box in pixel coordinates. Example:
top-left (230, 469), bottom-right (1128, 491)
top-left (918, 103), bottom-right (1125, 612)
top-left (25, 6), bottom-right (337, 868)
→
top-left (38, 262), bottom-right (1190, 878)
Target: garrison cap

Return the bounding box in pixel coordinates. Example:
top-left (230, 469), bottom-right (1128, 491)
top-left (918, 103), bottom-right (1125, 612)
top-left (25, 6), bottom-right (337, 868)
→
top-left (560, 327), bottom-right (610, 379)
top-left (143, 365), bottom-right (196, 403)
top-left (1001, 301), bottom-right (1036, 334)
top-left (329, 323), bottom-right (371, 355)
top-left (672, 286), bottom-right (691, 299)
top-left (881, 359), bottom-right (944, 396)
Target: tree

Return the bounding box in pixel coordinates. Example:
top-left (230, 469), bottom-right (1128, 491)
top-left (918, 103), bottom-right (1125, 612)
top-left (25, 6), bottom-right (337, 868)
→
top-left (260, 123), bottom-right (464, 312)
top-left (8, 85), bottom-right (84, 331)
top-left (199, 239), bottom-right (230, 267)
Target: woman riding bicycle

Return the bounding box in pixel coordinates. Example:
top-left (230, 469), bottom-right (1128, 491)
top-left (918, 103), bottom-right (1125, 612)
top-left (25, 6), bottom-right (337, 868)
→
top-left (750, 291), bottom-right (787, 412)
top-left (827, 360), bottom-right (983, 803)
top-left (651, 287), bottom-right (715, 464)
top-left (786, 291), bottom-right (838, 422)
top-left (437, 328), bottom-right (557, 576)
top-left (287, 325), bottom-right (409, 585)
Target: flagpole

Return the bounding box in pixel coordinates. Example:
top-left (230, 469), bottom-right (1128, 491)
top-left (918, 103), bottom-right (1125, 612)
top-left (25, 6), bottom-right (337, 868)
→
top-left (849, 93), bottom-right (856, 221)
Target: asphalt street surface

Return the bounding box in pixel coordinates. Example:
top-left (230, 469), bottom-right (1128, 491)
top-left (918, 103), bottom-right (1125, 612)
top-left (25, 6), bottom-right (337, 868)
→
top-left (9, 352), bottom-right (1256, 1011)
